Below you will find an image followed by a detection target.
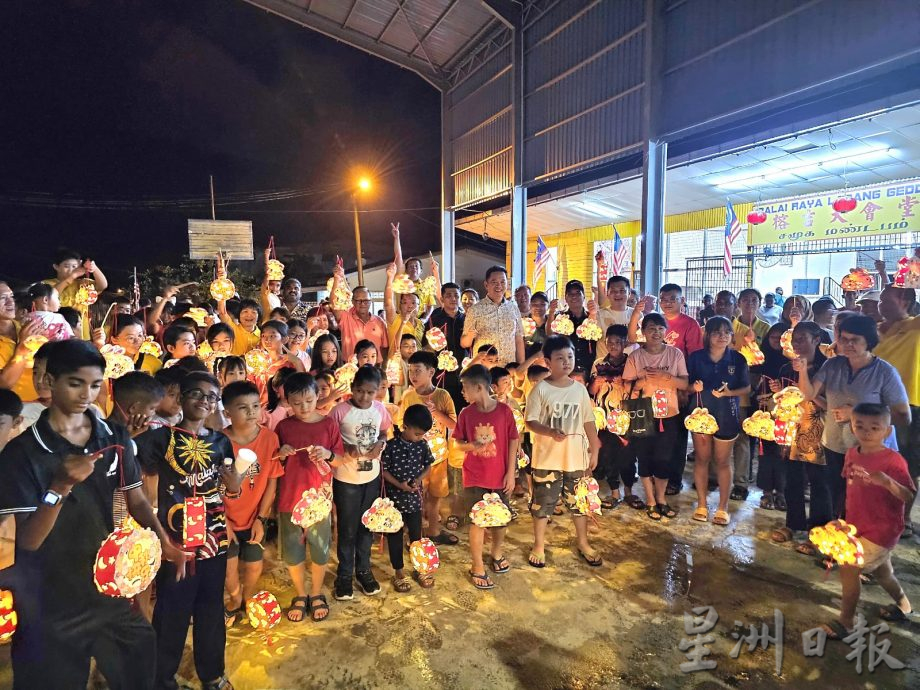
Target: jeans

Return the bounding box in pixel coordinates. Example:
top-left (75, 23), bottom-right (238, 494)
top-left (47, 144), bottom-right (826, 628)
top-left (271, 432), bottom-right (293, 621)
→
top-left (824, 448), bottom-right (847, 519)
top-left (386, 510), bottom-right (422, 572)
top-left (153, 555), bottom-right (227, 689)
top-left (332, 477), bottom-right (379, 583)
top-left (785, 461), bottom-right (833, 532)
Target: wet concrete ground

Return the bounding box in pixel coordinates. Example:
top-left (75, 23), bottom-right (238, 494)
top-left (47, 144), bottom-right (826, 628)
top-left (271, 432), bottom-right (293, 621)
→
top-left (1, 476), bottom-right (918, 689)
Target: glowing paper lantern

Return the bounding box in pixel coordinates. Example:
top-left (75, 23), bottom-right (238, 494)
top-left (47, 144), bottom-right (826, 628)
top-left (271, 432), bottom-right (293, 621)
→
top-left (73, 281), bottom-right (98, 307)
top-left (291, 488), bottom-right (333, 528)
top-left (426, 327), bottom-right (448, 351)
top-left (773, 419), bottom-right (797, 446)
top-left (742, 410), bottom-right (776, 441)
top-left (334, 361), bottom-right (358, 388)
top-left (840, 268), bottom-right (874, 292)
top-left (361, 497), bottom-right (404, 533)
top-left (209, 277), bottom-right (236, 301)
top-left (0, 590), bottom-right (16, 644)
top-left (511, 407), bottom-right (525, 434)
top-left (522, 317), bottom-right (537, 338)
top-left (606, 408), bottom-right (630, 436)
top-left (739, 340), bottom-right (765, 366)
top-left (427, 436), bottom-right (448, 464)
top-left (832, 196), bottom-right (857, 213)
top-left (892, 256), bottom-right (920, 289)
top-left (325, 277), bottom-right (353, 311)
top-left (517, 450), bottom-right (530, 469)
top-left (437, 351), bottom-right (458, 372)
top-left (307, 328), bottom-right (329, 349)
top-left (575, 318), bottom-right (603, 341)
top-left (469, 492), bottom-right (512, 528)
top-left (780, 329), bottom-right (795, 359)
top-left (593, 406), bottom-right (606, 431)
top-left (417, 276), bottom-right (438, 304)
top-left (685, 407), bottom-right (719, 435)
top-left (773, 403), bottom-right (803, 424)
top-left (392, 274), bottom-right (417, 294)
top-left (247, 590), bottom-right (282, 630)
top-left (574, 476), bottom-right (602, 516)
top-left (746, 209), bottom-right (767, 225)
top-left (550, 313), bottom-right (574, 336)
top-left (266, 259), bottom-right (285, 281)
top-left (653, 390), bottom-right (669, 418)
top-left (244, 349), bottom-right (272, 377)
top-left (772, 386), bottom-right (804, 408)
top-left (100, 344), bottom-right (134, 380)
top-left (809, 519), bottom-right (864, 567)
top-left (186, 307), bottom-right (209, 327)
top-left (819, 343), bottom-right (837, 359)
top-left (93, 523), bottom-right (162, 598)
top-left (139, 336), bottom-right (162, 358)
top-left (163, 358), bottom-right (180, 369)
top-left (409, 538), bottom-right (440, 575)
top-left (183, 496), bottom-right (207, 549)
top-left (460, 356), bottom-right (472, 370)
top-left (385, 356), bottom-right (402, 385)
top-left (22, 334), bottom-right (48, 361)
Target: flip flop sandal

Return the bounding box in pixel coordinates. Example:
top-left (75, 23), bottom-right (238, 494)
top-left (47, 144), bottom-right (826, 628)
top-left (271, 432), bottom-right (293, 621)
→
top-left (469, 571), bottom-right (494, 590)
top-left (665, 482), bottom-right (681, 496)
top-left (658, 503), bottom-right (678, 519)
top-left (646, 506), bottom-right (662, 521)
top-left (712, 510), bottom-right (730, 526)
top-left (879, 604), bottom-right (912, 622)
top-left (774, 495), bottom-right (787, 511)
top-left (771, 527), bottom-right (793, 543)
top-left (692, 507), bottom-right (709, 523)
top-left (392, 576), bottom-right (412, 593)
top-left (579, 550), bottom-right (603, 567)
top-left (285, 597), bottom-right (309, 623)
top-left (601, 497), bottom-right (621, 509)
top-left (430, 530), bottom-right (459, 546)
top-left (414, 571), bottom-right (435, 589)
top-left (445, 515), bottom-right (461, 531)
top-left (308, 594), bottom-right (330, 622)
top-left (821, 620), bottom-right (853, 641)
top-left (625, 495), bottom-right (646, 510)
top-left (759, 495), bottom-right (775, 510)
top-left (224, 606), bottom-right (244, 627)
top-left (491, 555), bottom-right (511, 574)
top-left (795, 541), bottom-right (818, 556)
top-left (527, 552), bottom-right (546, 568)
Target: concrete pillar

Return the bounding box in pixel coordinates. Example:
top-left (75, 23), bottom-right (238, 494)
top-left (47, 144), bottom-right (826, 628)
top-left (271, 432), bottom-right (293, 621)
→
top-left (640, 139), bottom-right (667, 296)
top-left (440, 91), bottom-right (455, 282)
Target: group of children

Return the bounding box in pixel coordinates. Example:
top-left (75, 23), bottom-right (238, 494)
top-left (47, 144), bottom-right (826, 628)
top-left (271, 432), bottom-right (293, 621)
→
top-left (0, 246), bottom-right (917, 688)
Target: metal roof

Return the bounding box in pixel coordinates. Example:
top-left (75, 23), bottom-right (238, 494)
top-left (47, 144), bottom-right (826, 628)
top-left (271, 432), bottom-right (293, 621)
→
top-left (241, 0), bottom-right (503, 90)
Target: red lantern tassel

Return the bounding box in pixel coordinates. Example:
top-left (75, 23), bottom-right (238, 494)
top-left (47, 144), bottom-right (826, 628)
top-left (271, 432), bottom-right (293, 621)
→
top-left (758, 439), bottom-right (764, 456)
top-left (659, 419), bottom-right (664, 433)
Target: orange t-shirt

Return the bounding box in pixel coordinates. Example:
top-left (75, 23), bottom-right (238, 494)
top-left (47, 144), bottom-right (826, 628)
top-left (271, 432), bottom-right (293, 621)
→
top-left (225, 426), bottom-right (284, 531)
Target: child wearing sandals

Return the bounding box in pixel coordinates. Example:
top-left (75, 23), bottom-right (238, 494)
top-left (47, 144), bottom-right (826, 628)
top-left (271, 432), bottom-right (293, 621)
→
top-left (525, 335), bottom-right (602, 568)
top-left (276, 373), bottom-right (345, 623)
top-left (453, 365), bottom-right (519, 590)
top-left (382, 404), bottom-right (436, 591)
top-left (821, 403), bottom-right (916, 640)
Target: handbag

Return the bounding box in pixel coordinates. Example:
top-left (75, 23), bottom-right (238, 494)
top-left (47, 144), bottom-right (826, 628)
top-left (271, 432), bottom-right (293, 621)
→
top-left (622, 380), bottom-right (654, 439)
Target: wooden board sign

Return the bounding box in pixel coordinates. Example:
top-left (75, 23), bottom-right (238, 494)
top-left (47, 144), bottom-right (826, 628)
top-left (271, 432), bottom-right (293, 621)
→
top-left (188, 219), bottom-right (254, 260)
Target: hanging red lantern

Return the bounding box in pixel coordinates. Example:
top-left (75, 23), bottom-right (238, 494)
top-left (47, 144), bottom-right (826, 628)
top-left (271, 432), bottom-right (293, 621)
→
top-left (833, 196), bottom-right (857, 213)
top-left (746, 210), bottom-right (767, 225)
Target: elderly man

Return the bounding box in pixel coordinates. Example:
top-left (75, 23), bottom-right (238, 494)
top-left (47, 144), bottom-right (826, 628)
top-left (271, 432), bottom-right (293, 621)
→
top-left (330, 264), bottom-right (388, 361)
top-left (461, 266), bottom-right (524, 365)
top-left (514, 284), bottom-right (532, 317)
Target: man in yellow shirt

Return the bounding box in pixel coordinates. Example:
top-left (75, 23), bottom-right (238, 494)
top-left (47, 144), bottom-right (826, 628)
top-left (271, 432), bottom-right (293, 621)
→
top-left (44, 248), bottom-right (109, 340)
top-left (876, 285), bottom-right (920, 536)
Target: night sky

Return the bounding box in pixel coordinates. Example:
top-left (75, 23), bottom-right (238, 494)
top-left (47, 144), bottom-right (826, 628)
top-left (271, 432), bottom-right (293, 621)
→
top-left (0, 0), bottom-right (441, 288)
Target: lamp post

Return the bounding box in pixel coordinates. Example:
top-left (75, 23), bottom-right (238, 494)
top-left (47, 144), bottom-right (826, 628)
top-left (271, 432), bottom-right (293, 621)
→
top-left (352, 176), bottom-right (372, 285)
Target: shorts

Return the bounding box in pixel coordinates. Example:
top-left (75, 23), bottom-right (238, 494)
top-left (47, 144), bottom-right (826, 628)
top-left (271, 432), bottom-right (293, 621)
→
top-left (461, 486), bottom-right (510, 519)
top-left (858, 537), bottom-right (893, 575)
top-left (278, 512), bottom-right (332, 567)
top-left (226, 526), bottom-right (265, 563)
top-left (530, 469), bottom-right (582, 518)
top-left (447, 465), bottom-right (464, 496)
top-left (423, 461), bottom-right (449, 498)
top-left (634, 416), bottom-right (680, 479)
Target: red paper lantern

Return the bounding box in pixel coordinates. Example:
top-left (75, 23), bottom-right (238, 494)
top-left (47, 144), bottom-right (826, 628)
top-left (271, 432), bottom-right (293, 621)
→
top-left (832, 197), bottom-right (857, 213)
top-left (0, 589), bottom-right (16, 644)
top-left (746, 210), bottom-right (767, 225)
top-left (183, 496), bottom-right (207, 549)
top-left (94, 524), bottom-right (162, 598)
top-left (246, 590), bottom-right (282, 630)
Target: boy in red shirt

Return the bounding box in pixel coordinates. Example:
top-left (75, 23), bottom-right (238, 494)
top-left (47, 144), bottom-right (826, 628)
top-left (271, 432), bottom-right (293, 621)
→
top-left (452, 365), bottom-right (519, 590)
top-left (821, 403), bottom-right (916, 640)
top-left (276, 373), bottom-right (345, 623)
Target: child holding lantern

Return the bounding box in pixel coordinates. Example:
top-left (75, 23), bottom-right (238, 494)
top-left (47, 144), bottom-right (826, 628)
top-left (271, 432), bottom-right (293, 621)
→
top-left (819, 403), bottom-right (916, 640)
top-left (382, 404), bottom-right (436, 591)
top-left (276, 373), bottom-right (344, 623)
top-left (216, 297), bottom-right (262, 357)
top-left (687, 317), bottom-right (751, 526)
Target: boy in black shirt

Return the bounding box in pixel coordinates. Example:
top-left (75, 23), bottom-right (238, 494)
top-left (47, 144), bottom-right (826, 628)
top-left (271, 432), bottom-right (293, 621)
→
top-left (0, 339), bottom-right (186, 690)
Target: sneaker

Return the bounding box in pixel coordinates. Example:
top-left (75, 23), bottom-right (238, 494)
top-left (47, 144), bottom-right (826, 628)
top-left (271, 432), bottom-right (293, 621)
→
top-left (334, 580), bottom-right (354, 601)
top-left (356, 570), bottom-right (381, 596)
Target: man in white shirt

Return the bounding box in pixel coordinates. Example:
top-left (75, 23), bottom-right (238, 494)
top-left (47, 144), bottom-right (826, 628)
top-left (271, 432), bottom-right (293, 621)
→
top-left (461, 266), bottom-right (525, 366)
top-left (757, 292), bottom-right (783, 325)
top-left (594, 252), bottom-right (633, 358)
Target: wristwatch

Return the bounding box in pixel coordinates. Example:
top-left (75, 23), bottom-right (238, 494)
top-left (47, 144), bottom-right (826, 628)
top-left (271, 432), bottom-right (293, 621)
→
top-left (41, 489), bottom-right (65, 506)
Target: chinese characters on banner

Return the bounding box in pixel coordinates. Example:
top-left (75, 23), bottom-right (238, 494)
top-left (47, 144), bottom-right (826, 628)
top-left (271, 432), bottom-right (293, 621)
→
top-left (749, 178), bottom-right (920, 245)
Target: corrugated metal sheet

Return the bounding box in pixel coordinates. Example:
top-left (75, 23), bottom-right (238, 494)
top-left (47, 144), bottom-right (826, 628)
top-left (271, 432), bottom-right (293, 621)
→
top-left (452, 149), bottom-right (513, 208)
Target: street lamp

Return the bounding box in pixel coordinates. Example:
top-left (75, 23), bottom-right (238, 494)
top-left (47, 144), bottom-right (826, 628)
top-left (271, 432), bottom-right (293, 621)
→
top-left (352, 176), bottom-right (373, 285)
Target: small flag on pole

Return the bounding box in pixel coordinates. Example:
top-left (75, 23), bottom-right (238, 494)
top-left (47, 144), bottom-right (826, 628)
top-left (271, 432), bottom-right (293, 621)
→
top-left (132, 267), bottom-right (140, 311)
top-left (534, 236), bottom-right (550, 284)
top-left (724, 202), bottom-right (740, 276)
top-left (611, 228), bottom-right (630, 276)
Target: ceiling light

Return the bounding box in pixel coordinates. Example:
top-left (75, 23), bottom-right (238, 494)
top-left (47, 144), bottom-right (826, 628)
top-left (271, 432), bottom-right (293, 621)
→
top-left (714, 147), bottom-right (892, 189)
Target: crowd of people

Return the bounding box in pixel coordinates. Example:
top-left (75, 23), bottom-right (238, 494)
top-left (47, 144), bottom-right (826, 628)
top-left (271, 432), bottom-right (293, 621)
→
top-left (0, 237), bottom-right (917, 689)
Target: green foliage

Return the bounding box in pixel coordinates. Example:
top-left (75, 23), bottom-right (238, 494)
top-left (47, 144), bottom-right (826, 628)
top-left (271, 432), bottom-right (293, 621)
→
top-left (139, 257), bottom-right (260, 303)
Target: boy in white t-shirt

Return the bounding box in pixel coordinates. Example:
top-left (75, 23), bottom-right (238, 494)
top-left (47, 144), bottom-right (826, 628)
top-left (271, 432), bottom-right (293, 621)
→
top-left (525, 335), bottom-right (601, 569)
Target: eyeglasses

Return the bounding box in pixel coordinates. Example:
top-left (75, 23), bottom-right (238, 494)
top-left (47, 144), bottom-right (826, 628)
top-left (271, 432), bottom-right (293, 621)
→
top-left (184, 389), bottom-right (220, 404)
top-left (289, 333), bottom-right (307, 341)
top-left (353, 299), bottom-right (371, 304)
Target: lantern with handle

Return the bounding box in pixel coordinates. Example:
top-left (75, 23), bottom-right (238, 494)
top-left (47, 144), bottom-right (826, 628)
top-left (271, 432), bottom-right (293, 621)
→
top-left (809, 519), bottom-right (864, 567)
top-left (550, 313), bottom-right (574, 336)
top-left (426, 327), bottom-right (448, 351)
top-left (575, 318), bottom-right (603, 341)
top-left (437, 350), bottom-right (458, 372)
top-left (266, 259), bottom-right (285, 281)
top-left (244, 349), bottom-right (271, 377)
top-left (247, 590), bottom-right (282, 630)
top-left (685, 407), bottom-right (719, 435)
top-left (361, 497), bottom-right (404, 533)
top-left (469, 492), bottom-right (512, 528)
top-left (522, 317), bottom-right (537, 338)
top-left (291, 488), bottom-right (333, 528)
top-left (93, 519), bottom-right (162, 598)
top-left (574, 477), bottom-right (602, 516)
top-left (409, 538), bottom-right (440, 575)
top-left (606, 408), bottom-right (630, 436)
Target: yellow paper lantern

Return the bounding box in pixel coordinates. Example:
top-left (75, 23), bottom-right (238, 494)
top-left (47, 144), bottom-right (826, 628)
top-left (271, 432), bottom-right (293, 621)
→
top-left (361, 497), bottom-right (404, 533)
top-left (575, 318), bottom-right (603, 341)
top-left (385, 356), bottom-right (402, 385)
top-left (742, 410), bottom-right (776, 441)
top-left (209, 277), bottom-right (236, 301)
top-left (685, 407), bottom-right (719, 435)
top-left (100, 344), bottom-right (134, 380)
top-left (93, 523), bottom-right (162, 598)
top-left (417, 276), bottom-right (438, 304)
top-left (550, 313), bottom-right (574, 336)
top-left (809, 519), bottom-right (865, 567)
top-left (307, 328), bottom-right (329, 349)
top-left (22, 334), bottom-right (48, 362)
top-left (334, 361), bottom-right (358, 388)
top-left (840, 268), bottom-right (874, 292)
top-left (593, 405), bottom-right (606, 431)
top-left (139, 336), bottom-right (162, 358)
top-left (325, 277), bottom-right (353, 311)
top-left (739, 340), bottom-right (765, 366)
top-left (392, 274), bottom-right (416, 294)
top-left (186, 307), bottom-right (209, 328)
top-left (0, 590), bottom-right (17, 644)
top-left (73, 281), bottom-right (98, 307)
top-left (780, 329), bottom-right (795, 359)
top-left (517, 450), bottom-right (530, 469)
top-left (244, 349), bottom-right (272, 376)
top-left (511, 407), bottom-right (526, 434)
top-left (522, 317), bottom-right (537, 338)
top-left (291, 488), bottom-right (332, 528)
top-left (426, 327), bottom-right (448, 351)
top-left (469, 492), bottom-right (512, 528)
top-left (437, 350), bottom-right (458, 372)
top-left (409, 538), bottom-right (440, 575)
top-left (427, 436), bottom-right (448, 464)
top-left (247, 590), bottom-right (282, 630)
top-left (606, 408), bottom-right (630, 436)
top-left (266, 259), bottom-right (285, 281)
top-left (773, 404), bottom-right (803, 424)
top-left (574, 476), bottom-right (602, 516)
top-left (819, 343), bottom-right (837, 359)
top-left (772, 386), bottom-right (804, 408)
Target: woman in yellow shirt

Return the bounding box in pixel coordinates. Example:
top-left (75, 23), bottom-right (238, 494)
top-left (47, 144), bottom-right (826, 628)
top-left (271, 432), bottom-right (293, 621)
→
top-left (110, 315), bottom-right (162, 375)
top-left (0, 281), bottom-right (44, 402)
top-left (384, 262), bottom-right (424, 355)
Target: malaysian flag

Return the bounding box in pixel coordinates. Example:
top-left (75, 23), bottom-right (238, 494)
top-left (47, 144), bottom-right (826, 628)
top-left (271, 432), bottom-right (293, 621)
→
top-left (533, 235), bottom-right (550, 283)
top-left (611, 228), bottom-right (630, 276)
top-left (723, 201), bottom-right (740, 276)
